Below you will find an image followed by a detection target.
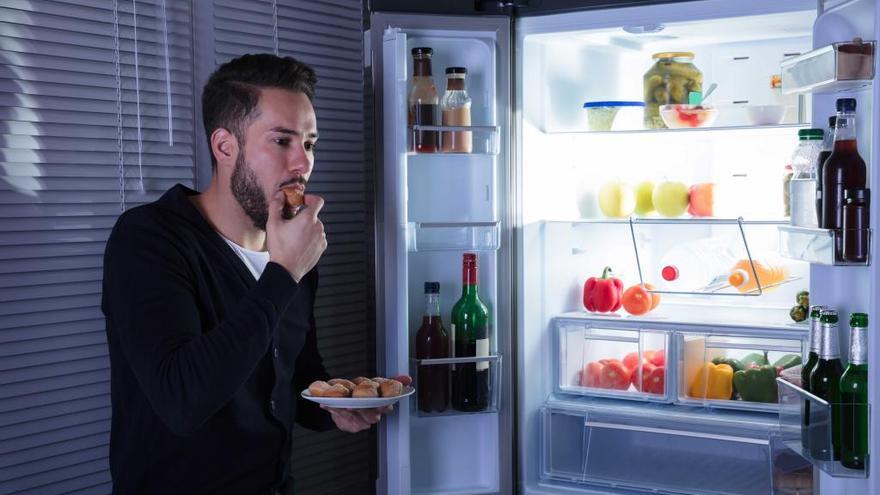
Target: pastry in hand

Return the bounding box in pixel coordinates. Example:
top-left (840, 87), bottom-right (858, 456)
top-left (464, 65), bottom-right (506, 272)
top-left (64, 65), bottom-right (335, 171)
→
top-left (379, 379), bottom-right (403, 398)
top-left (280, 184), bottom-right (305, 219)
top-left (328, 378), bottom-right (356, 392)
top-left (308, 380), bottom-right (330, 397)
top-left (352, 383), bottom-right (379, 398)
top-left (322, 384), bottom-right (351, 397)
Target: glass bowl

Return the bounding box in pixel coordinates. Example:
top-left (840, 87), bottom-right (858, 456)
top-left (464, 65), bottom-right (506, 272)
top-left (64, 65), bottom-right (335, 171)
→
top-left (659, 104), bottom-right (719, 129)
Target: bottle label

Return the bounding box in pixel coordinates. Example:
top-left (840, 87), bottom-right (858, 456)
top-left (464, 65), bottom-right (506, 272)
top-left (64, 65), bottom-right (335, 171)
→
top-left (810, 316), bottom-right (823, 352)
top-left (850, 327), bottom-right (868, 365)
top-left (819, 322), bottom-right (840, 359)
top-left (476, 338), bottom-right (489, 371)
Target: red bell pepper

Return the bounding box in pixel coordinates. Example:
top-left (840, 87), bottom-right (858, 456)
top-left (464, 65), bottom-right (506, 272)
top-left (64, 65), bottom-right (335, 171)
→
top-left (583, 266), bottom-right (624, 313)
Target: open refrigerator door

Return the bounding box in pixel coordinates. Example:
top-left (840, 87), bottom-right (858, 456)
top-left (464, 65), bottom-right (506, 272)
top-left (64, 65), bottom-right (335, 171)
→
top-left (517, 0), bottom-right (875, 494)
top-left (371, 13), bottom-right (513, 495)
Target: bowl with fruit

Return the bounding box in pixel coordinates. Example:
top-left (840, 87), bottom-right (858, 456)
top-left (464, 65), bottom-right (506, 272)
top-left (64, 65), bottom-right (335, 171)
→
top-left (659, 104), bottom-right (719, 129)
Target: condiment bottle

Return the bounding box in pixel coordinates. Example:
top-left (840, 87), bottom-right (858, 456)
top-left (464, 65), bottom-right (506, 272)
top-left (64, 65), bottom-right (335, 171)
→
top-left (441, 67), bottom-right (473, 153)
top-left (842, 188), bottom-right (870, 263)
top-left (408, 47), bottom-right (439, 153)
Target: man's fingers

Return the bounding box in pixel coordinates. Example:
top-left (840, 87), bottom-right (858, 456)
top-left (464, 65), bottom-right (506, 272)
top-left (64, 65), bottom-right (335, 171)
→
top-left (302, 194), bottom-right (324, 217)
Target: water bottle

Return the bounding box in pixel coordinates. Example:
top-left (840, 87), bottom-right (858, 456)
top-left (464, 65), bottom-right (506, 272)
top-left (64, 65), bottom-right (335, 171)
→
top-left (658, 237), bottom-right (739, 292)
top-left (789, 129), bottom-right (823, 227)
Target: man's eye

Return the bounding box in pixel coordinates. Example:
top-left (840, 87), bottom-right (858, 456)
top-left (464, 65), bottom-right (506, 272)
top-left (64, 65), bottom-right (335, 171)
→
top-left (305, 142), bottom-right (317, 152)
top-left (274, 138), bottom-right (290, 146)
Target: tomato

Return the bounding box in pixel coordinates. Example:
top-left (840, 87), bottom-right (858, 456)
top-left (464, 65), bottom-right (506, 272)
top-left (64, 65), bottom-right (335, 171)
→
top-left (580, 361), bottom-right (604, 387)
top-left (644, 366), bottom-right (665, 394)
top-left (644, 283), bottom-right (661, 310)
top-left (632, 362), bottom-right (657, 391)
top-left (599, 359), bottom-right (632, 390)
top-left (650, 349), bottom-right (666, 367)
top-left (622, 284), bottom-right (653, 315)
top-left (622, 351), bottom-right (642, 371)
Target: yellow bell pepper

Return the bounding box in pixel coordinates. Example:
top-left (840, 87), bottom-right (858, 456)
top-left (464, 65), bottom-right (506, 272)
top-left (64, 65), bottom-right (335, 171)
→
top-left (689, 362), bottom-right (734, 400)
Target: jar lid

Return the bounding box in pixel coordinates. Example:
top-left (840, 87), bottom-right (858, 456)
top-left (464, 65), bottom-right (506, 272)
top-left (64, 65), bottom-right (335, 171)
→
top-left (798, 128), bottom-right (824, 140)
top-left (411, 47), bottom-right (433, 56)
top-left (845, 188), bottom-right (870, 202)
top-left (583, 101), bottom-right (646, 108)
top-left (837, 97), bottom-right (857, 112)
top-left (446, 67), bottom-right (467, 74)
top-left (652, 51), bottom-right (695, 60)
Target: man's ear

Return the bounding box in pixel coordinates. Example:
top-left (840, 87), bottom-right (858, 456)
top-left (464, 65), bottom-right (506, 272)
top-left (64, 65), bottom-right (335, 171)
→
top-left (210, 128), bottom-right (238, 169)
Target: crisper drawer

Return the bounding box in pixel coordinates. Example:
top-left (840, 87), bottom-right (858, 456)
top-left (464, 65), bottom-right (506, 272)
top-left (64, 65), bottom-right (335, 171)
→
top-left (556, 321), bottom-right (670, 403)
top-left (540, 404), bottom-right (777, 495)
top-left (677, 332), bottom-right (805, 412)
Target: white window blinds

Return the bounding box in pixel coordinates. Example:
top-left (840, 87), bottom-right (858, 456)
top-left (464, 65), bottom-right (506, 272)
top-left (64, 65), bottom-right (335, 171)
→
top-left (0, 0), bottom-right (194, 493)
top-left (208, 1), bottom-right (374, 493)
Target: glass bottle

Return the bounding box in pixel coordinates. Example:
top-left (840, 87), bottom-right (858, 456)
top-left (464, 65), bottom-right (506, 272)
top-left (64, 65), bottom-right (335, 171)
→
top-left (801, 304), bottom-right (825, 452)
top-left (816, 116), bottom-right (837, 226)
top-left (441, 67), bottom-right (473, 153)
top-left (821, 98), bottom-right (867, 236)
top-left (415, 281), bottom-right (449, 413)
top-left (842, 188), bottom-right (870, 263)
top-left (809, 309), bottom-right (844, 460)
top-left (408, 47), bottom-right (439, 153)
top-left (451, 253), bottom-right (490, 412)
top-left (840, 313), bottom-right (868, 470)
top-left (789, 128), bottom-right (823, 227)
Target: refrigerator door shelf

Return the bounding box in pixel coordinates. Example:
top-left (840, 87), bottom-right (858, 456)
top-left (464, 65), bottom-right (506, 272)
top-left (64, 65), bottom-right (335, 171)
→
top-left (781, 40), bottom-right (875, 95)
top-left (406, 221), bottom-right (500, 252)
top-left (540, 404), bottom-right (780, 495)
top-left (677, 332), bottom-right (805, 413)
top-left (776, 378), bottom-right (870, 478)
top-left (556, 309), bottom-right (808, 336)
top-left (555, 323), bottom-right (671, 404)
top-left (778, 225), bottom-right (872, 266)
top-left (409, 354), bottom-right (502, 417)
top-left (407, 153), bottom-right (497, 224)
top-left (408, 125), bottom-right (500, 155)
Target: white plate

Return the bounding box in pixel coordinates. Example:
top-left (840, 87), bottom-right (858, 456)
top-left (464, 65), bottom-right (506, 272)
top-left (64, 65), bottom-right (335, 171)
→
top-left (301, 386), bottom-right (415, 409)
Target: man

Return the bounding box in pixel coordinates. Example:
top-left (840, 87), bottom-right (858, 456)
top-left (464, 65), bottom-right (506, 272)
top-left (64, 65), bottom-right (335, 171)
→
top-left (102, 53), bottom-right (404, 494)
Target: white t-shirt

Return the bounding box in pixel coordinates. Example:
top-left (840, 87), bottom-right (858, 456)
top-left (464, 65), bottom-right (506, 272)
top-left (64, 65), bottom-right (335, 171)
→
top-left (221, 236), bottom-right (270, 279)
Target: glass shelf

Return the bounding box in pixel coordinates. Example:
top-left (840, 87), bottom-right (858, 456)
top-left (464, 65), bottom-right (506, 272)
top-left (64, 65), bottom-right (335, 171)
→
top-left (778, 225), bottom-right (872, 266)
top-left (563, 218), bottom-right (789, 226)
top-left (543, 123), bottom-right (807, 136)
top-left (406, 221), bottom-right (500, 252)
top-left (555, 307), bottom-right (807, 334)
top-left (408, 125), bottom-right (500, 155)
top-left (409, 355), bottom-right (501, 417)
top-left (776, 379), bottom-right (869, 478)
top-left (781, 41), bottom-right (875, 95)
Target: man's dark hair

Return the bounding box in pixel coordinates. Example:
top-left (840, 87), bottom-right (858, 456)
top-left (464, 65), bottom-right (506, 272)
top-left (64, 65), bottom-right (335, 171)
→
top-left (201, 53), bottom-right (318, 169)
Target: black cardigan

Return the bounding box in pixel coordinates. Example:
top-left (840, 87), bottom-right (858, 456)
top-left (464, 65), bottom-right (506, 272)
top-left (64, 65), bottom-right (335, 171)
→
top-left (101, 184), bottom-right (334, 495)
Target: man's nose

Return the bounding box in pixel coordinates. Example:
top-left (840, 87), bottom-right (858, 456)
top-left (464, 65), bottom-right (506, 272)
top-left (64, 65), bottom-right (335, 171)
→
top-left (288, 142), bottom-right (313, 176)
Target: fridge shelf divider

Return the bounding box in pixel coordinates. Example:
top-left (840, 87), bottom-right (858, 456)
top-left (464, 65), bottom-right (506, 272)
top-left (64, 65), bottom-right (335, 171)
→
top-left (409, 354), bottom-right (502, 418)
top-left (776, 379), bottom-right (870, 478)
top-left (778, 225), bottom-right (872, 266)
top-left (564, 217), bottom-right (788, 226)
top-left (409, 124), bottom-right (500, 155)
top-left (781, 40), bottom-right (875, 95)
top-left (542, 123), bottom-right (808, 135)
top-left (406, 221), bottom-right (501, 252)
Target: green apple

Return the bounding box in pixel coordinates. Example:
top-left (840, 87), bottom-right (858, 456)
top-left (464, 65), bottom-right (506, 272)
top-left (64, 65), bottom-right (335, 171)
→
top-left (634, 180), bottom-right (655, 216)
top-left (598, 181), bottom-right (635, 218)
top-left (652, 180), bottom-right (690, 217)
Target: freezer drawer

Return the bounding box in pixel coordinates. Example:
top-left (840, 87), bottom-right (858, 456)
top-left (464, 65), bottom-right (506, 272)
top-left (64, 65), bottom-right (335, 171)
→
top-left (540, 404), bottom-right (779, 495)
top-left (555, 321), bottom-right (670, 403)
top-left (677, 332), bottom-right (804, 412)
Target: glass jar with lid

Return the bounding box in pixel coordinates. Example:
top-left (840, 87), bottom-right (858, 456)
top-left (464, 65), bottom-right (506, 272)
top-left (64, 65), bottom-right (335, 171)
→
top-left (643, 52), bottom-right (703, 129)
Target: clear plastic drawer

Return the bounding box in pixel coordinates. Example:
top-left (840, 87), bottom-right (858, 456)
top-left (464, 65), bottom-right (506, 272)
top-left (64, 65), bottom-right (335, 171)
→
top-left (556, 322), bottom-right (670, 402)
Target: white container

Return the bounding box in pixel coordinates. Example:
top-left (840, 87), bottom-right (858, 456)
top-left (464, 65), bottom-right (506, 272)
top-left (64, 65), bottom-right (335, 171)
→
top-left (583, 101), bottom-right (645, 131)
top-left (746, 105), bottom-right (786, 125)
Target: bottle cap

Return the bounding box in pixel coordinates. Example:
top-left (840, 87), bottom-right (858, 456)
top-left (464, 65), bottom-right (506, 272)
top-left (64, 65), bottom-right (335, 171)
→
top-left (798, 128), bottom-right (824, 140)
top-left (424, 281), bottom-right (440, 294)
top-left (844, 188), bottom-right (869, 203)
top-left (728, 268), bottom-right (750, 288)
top-left (661, 265), bottom-right (679, 281)
top-left (850, 312), bottom-right (868, 327)
top-left (411, 47), bottom-right (433, 56)
top-left (822, 309), bottom-right (838, 317)
top-left (463, 253), bottom-right (477, 263)
top-left (446, 67), bottom-right (467, 74)
top-left (829, 116), bottom-right (837, 129)
top-left (652, 51), bottom-right (694, 60)
top-left (837, 98), bottom-right (857, 112)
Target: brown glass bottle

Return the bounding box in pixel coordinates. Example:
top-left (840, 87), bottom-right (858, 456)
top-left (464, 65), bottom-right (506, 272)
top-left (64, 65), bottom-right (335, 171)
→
top-left (415, 281), bottom-right (449, 412)
top-left (815, 116), bottom-right (836, 226)
top-left (408, 47), bottom-right (439, 153)
top-left (821, 99), bottom-right (866, 237)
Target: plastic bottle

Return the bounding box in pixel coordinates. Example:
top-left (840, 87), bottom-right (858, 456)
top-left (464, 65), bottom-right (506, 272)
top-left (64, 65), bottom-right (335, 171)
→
top-left (789, 128), bottom-right (823, 227)
top-left (727, 256), bottom-right (789, 293)
top-left (658, 237), bottom-right (739, 292)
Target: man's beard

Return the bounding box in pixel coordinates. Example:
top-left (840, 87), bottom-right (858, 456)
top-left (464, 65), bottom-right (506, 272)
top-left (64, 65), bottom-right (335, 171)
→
top-left (230, 152), bottom-right (269, 231)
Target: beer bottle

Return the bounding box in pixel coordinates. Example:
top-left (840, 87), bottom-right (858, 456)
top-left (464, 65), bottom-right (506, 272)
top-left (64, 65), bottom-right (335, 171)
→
top-left (840, 312), bottom-right (868, 470)
top-left (801, 305), bottom-right (824, 451)
top-left (809, 309), bottom-right (843, 460)
top-left (415, 282), bottom-right (449, 413)
top-left (451, 253), bottom-right (490, 412)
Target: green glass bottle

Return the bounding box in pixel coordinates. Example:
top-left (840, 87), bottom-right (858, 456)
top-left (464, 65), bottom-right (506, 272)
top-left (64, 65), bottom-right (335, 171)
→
top-left (809, 309), bottom-right (844, 460)
top-left (801, 305), bottom-right (825, 452)
top-left (451, 253), bottom-right (490, 412)
top-left (840, 312), bottom-right (869, 470)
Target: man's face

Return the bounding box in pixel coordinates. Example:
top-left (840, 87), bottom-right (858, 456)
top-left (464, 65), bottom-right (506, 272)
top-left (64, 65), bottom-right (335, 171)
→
top-left (230, 88), bottom-right (317, 230)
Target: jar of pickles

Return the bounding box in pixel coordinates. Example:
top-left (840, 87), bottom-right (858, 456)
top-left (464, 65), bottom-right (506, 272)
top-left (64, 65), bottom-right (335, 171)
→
top-left (643, 52), bottom-right (703, 129)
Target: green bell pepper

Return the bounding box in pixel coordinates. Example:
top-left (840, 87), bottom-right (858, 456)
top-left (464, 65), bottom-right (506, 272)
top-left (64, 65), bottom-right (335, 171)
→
top-left (733, 364), bottom-right (778, 403)
top-left (741, 351), bottom-right (770, 368)
top-left (772, 354), bottom-right (801, 371)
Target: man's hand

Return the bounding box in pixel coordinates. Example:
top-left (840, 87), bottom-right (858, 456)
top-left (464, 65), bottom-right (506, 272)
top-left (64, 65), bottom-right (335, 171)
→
top-left (266, 191), bottom-right (327, 282)
top-left (322, 375), bottom-right (413, 433)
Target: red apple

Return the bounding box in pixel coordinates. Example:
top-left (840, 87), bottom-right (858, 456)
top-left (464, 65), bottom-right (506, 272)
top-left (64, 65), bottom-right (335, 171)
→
top-left (688, 183), bottom-right (715, 217)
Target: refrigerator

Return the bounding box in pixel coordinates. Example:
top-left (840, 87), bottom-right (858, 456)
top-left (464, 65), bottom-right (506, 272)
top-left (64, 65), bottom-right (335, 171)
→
top-left (369, 0), bottom-right (878, 494)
